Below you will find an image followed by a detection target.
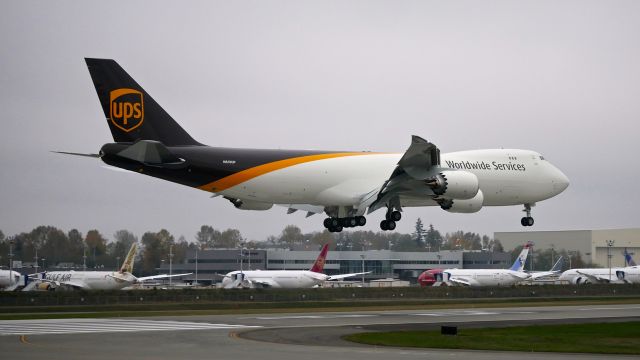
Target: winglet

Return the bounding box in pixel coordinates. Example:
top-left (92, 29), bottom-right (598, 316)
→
top-left (310, 244), bottom-right (329, 273)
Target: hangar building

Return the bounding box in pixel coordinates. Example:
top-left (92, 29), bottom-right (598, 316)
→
top-left (494, 228), bottom-right (640, 268)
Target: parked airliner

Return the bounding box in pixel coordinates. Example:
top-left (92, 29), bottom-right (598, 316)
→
top-left (32, 243), bottom-right (191, 291)
top-left (0, 270), bottom-right (21, 290)
top-left (559, 251), bottom-right (637, 284)
top-left (58, 59), bottom-right (569, 232)
top-left (437, 244), bottom-right (532, 286)
top-left (221, 244), bottom-right (368, 288)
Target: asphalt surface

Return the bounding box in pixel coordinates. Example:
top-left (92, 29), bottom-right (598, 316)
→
top-left (2, 304), bottom-right (640, 360)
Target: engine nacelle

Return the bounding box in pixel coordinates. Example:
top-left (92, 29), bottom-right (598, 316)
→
top-left (232, 199), bottom-right (273, 211)
top-left (439, 189), bottom-right (484, 213)
top-left (572, 276), bottom-right (589, 285)
top-left (426, 170), bottom-right (479, 200)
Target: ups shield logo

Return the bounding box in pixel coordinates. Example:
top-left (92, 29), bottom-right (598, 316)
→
top-left (110, 88), bottom-right (144, 132)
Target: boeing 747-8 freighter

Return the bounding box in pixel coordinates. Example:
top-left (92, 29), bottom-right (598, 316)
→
top-left (57, 59), bottom-right (569, 232)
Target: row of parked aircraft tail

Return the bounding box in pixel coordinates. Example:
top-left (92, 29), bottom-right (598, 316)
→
top-left (419, 248), bottom-right (639, 287)
top-left (4, 244), bottom-right (638, 291)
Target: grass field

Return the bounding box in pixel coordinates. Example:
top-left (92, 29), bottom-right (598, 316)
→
top-left (344, 322), bottom-right (640, 354)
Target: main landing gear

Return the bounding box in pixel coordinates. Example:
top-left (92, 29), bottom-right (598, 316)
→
top-left (380, 209), bottom-right (401, 231)
top-left (323, 216), bottom-right (367, 233)
top-left (521, 203), bottom-right (534, 227)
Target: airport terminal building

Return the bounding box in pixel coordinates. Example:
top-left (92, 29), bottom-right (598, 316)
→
top-left (494, 228), bottom-right (640, 268)
top-left (159, 248), bottom-right (511, 285)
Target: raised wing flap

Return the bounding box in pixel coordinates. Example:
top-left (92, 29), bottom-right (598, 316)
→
top-left (397, 135), bottom-right (440, 180)
top-left (367, 136), bottom-right (441, 213)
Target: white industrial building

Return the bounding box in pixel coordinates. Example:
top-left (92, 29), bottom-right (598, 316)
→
top-left (494, 228), bottom-right (640, 268)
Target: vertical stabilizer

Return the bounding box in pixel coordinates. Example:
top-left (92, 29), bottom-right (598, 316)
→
top-left (624, 249), bottom-right (636, 267)
top-left (510, 242), bottom-right (531, 272)
top-left (310, 244), bottom-right (329, 273)
top-left (120, 243), bottom-right (138, 273)
top-left (85, 58), bottom-right (200, 146)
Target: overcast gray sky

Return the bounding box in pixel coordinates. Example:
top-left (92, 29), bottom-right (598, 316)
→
top-left (1, 1), bottom-right (639, 243)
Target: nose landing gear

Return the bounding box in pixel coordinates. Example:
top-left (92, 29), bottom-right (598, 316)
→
top-left (521, 203), bottom-right (535, 227)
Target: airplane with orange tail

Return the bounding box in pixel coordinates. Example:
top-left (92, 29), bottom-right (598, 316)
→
top-left (221, 244), bottom-right (369, 288)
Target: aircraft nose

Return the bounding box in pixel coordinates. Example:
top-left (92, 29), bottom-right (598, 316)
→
top-left (553, 168), bottom-right (570, 194)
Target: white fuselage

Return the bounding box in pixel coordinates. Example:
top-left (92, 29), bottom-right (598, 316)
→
top-left (558, 268), bottom-right (626, 284)
top-left (617, 266), bottom-right (640, 284)
top-left (443, 268), bottom-right (530, 287)
top-left (0, 270), bottom-right (21, 288)
top-left (44, 271), bottom-right (136, 290)
top-left (218, 149), bottom-right (569, 208)
top-left (222, 270), bottom-right (328, 288)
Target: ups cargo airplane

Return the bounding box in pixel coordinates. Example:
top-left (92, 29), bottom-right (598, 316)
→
top-left (58, 59), bottom-right (569, 232)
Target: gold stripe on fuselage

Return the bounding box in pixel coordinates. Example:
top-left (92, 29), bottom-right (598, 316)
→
top-left (198, 152), bottom-right (376, 192)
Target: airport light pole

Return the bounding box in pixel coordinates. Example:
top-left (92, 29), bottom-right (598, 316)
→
top-left (607, 240), bottom-right (615, 281)
top-left (195, 248), bottom-right (198, 286)
top-left (34, 247), bottom-right (39, 274)
top-left (116, 256), bottom-right (120, 272)
top-left (169, 245), bottom-right (173, 287)
top-left (360, 254), bottom-right (365, 287)
top-left (8, 237), bottom-right (14, 287)
top-left (83, 245), bottom-right (87, 272)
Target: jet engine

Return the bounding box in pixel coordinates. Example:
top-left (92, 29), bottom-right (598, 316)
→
top-left (438, 189), bottom-right (484, 213)
top-left (426, 170), bottom-right (479, 200)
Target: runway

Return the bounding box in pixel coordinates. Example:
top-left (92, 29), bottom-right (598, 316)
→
top-left (2, 304), bottom-right (640, 360)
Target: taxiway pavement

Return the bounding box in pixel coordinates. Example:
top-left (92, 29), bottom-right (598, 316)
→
top-left (2, 304), bottom-right (639, 360)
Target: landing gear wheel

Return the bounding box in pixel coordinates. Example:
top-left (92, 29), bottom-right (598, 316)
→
top-left (380, 220), bottom-right (389, 231)
top-left (389, 211), bottom-right (402, 221)
top-left (356, 216), bottom-right (367, 226)
top-left (520, 216), bottom-right (534, 227)
top-left (329, 225), bottom-right (343, 233)
top-left (380, 220), bottom-right (396, 231)
top-left (386, 220), bottom-right (396, 230)
top-left (342, 217), bottom-right (357, 228)
top-left (326, 218), bottom-right (339, 228)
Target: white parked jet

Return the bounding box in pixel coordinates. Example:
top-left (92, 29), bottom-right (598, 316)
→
top-left (616, 266), bottom-right (640, 284)
top-left (62, 59), bottom-right (570, 234)
top-left (32, 243), bottom-right (191, 291)
top-left (559, 251), bottom-right (637, 284)
top-left (0, 270), bottom-right (21, 290)
top-left (439, 244), bottom-right (534, 286)
top-left (221, 244), bottom-right (368, 289)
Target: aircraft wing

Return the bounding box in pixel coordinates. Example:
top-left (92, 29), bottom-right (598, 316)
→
top-left (575, 270), bottom-right (611, 283)
top-left (529, 271), bottom-right (557, 280)
top-left (36, 278), bottom-right (89, 290)
top-left (327, 271), bottom-right (371, 281)
top-left (250, 278), bottom-right (280, 288)
top-left (367, 136), bottom-right (441, 213)
top-left (447, 277), bottom-right (472, 286)
top-left (136, 273), bottom-right (192, 282)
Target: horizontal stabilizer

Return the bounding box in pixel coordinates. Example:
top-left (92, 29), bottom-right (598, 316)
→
top-left (52, 151), bottom-right (100, 158)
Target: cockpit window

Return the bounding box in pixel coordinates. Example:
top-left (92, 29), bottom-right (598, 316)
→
top-left (539, 156), bottom-right (545, 160)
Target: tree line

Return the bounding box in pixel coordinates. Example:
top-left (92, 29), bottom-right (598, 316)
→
top-left (0, 219), bottom-right (585, 275)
